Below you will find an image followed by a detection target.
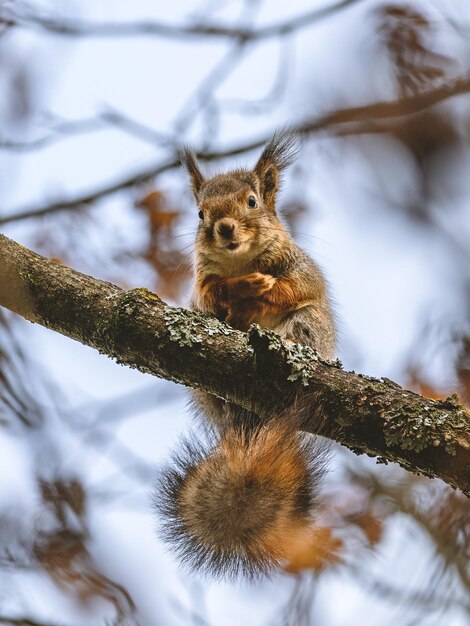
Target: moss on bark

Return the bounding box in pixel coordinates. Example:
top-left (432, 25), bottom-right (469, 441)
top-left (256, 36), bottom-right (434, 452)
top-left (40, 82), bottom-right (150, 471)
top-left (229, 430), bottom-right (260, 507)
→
top-left (0, 233), bottom-right (469, 495)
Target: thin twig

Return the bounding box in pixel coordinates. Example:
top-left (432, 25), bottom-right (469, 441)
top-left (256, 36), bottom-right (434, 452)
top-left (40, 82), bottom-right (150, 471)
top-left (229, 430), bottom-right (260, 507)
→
top-left (1, 76), bottom-right (469, 226)
top-left (0, 0), bottom-right (367, 42)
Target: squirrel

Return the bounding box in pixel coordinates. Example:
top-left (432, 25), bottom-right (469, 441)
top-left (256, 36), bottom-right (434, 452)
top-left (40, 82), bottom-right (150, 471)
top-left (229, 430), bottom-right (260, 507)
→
top-left (156, 132), bottom-right (336, 579)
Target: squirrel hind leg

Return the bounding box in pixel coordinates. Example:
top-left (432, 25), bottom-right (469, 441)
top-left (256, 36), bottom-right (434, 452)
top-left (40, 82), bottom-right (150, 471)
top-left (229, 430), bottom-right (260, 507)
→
top-left (154, 422), bottom-right (328, 580)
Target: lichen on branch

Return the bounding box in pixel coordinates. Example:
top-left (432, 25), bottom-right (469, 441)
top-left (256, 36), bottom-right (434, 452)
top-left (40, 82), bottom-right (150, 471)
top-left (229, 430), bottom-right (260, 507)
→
top-left (0, 233), bottom-right (469, 495)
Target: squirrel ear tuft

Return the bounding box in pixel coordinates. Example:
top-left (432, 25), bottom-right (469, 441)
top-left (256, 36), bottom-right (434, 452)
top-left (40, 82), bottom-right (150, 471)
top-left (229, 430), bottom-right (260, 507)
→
top-left (180, 147), bottom-right (205, 200)
top-left (254, 130), bottom-right (298, 212)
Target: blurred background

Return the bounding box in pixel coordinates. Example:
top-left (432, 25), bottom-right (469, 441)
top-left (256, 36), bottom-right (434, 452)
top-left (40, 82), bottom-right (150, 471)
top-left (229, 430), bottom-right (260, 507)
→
top-left (0, 0), bottom-right (469, 624)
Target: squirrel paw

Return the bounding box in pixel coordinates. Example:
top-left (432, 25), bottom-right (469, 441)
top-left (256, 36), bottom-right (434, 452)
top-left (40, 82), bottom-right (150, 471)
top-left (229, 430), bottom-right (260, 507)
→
top-left (223, 272), bottom-right (276, 302)
top-left (245, 272), bottom-right (277, 296)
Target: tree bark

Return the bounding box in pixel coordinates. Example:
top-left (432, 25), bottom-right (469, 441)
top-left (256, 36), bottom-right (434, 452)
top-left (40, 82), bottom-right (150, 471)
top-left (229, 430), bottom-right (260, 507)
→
top-left (0, 233), bottom-right (468, 494)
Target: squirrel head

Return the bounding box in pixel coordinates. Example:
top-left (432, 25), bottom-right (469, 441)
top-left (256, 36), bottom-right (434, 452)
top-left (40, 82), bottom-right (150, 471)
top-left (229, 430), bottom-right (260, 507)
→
top-left (180, 132), bottom-right (298, 263)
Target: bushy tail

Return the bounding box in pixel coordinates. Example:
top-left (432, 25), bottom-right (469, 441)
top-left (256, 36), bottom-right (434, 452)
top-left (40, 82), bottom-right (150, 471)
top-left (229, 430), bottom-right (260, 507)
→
top-left (155, 421), bottom-right (327, 579)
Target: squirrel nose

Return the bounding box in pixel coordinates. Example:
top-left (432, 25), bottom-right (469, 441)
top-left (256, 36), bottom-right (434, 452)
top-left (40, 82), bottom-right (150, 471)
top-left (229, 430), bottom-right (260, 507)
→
top-left (217, 219), bottom-right (236, 240)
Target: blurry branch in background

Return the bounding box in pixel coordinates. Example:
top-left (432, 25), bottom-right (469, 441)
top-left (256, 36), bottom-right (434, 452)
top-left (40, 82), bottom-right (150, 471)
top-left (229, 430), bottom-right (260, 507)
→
top-left (33, 479), bottom-right (137, 624)
top-left (173, 40), bottom-right (250, 139)
top-left (344, 469), bottom-right (470, 622)
top-left (0, 3), bottom-right (468, 623)
top-left (0, 108), bottom-right (175, 153)
top-left (0, 0), bottom-right (367, 41)
top-left (309, 460), bottom-right (470, 622)
top-left (0, 314), bottom-right (141, 625)
top-left (1, 74), bottom-right (469, 226)
top-left (277, 573), bottom-right (319, 626)
top-left (356, 469), bottom-right (470, 573)
top-left (219, 36), bottom-right (292, 116)
top-left (0, 617), bottom-right (64, 625)
top-left (380, 5), bottom-right (456, 97)
top-left (0, 38), bottom-right (289, 152)
top-left (0, 312), bottom-right (52, 430)
top-left (0, 116), bottom-right (106, 153)
top-left (0, 233), bottom-right (469, 495)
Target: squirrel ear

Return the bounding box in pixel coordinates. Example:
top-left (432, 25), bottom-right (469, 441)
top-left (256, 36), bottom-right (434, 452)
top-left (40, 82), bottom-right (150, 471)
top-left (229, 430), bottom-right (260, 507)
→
top-left (180, 147), bottom-right (205, 200)
top-left (254, 131), bottom-right (298, 212)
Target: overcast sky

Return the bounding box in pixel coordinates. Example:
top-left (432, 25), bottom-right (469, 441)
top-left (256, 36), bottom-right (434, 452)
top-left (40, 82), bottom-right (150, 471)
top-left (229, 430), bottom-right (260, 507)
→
top-left (1, 1), bottom-right (469, 624)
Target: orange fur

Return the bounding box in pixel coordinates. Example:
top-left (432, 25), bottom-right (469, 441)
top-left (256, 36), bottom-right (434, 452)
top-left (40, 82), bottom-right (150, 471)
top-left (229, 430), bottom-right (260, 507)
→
top-left (222, 276), bottom-right (319, 331)
top-left (156, 132), bottom-right (335, 579)
top-left (176, 423), bottom-right (320, 568)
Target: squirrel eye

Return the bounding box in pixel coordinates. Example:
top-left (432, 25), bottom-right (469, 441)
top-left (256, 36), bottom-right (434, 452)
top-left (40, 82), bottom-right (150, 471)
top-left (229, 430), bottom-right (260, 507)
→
top-left (198, 210), bottom-right (204, 220)
top-left (248, 195), bottom-right (257, 208)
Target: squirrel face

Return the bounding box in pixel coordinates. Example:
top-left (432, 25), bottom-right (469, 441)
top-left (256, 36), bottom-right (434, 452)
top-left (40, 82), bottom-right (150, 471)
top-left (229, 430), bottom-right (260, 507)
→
top-left (180, 132), bottom-right (298, 267)
top-left (195, 173), bottom-right (281, 263)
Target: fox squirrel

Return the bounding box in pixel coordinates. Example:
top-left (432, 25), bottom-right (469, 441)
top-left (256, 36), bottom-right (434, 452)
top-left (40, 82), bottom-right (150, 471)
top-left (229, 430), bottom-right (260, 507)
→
top-left (156, 132), bottom-right (336, 579)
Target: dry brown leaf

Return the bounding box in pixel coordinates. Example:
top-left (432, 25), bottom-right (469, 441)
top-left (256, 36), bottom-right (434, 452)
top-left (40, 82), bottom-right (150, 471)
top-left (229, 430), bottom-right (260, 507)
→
top-left (407, 367), bottom-right (453, 401)
top-left (284, 526), bottom-right (343, 574)
top-left (136, 188), bottom-right (191, 299)
top-left (352, 512), bottom-right (383, 546)
top-left (137, 190), bottom-right (179, 232)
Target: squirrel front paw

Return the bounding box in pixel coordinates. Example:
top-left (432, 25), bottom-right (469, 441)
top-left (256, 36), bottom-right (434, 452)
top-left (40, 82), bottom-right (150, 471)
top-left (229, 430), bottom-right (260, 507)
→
top-left (221, 272), bottom-right (276, 303)
top-left (244, 272), bottom-right (277, 296)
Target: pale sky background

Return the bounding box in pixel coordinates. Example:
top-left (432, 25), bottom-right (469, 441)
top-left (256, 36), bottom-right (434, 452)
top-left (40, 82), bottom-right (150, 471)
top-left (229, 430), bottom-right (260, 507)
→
top-left (0, 0), bottom-right (469, 624)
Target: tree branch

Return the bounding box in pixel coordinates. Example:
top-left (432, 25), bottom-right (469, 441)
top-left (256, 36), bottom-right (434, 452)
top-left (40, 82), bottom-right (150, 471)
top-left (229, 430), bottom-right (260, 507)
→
top-left (0, 621), bottom-right (55, 626)
top-left (0, 233), bottom-right (468, 495)
top-left (1, 76), bottom-right (469, 226)
top-left (0, 109), bottom-right (174, 153)
top-left (1, 0), bottom-right (366, 42)
top-left (0, 616), bottom-right (65, 626)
